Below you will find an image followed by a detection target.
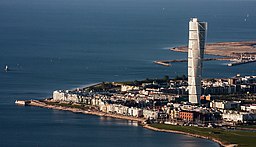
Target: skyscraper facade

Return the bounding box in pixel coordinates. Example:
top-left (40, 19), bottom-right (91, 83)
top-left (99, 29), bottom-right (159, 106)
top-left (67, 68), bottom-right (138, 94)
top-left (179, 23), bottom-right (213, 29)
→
top-left (188, 18), bottom-right (207, 104)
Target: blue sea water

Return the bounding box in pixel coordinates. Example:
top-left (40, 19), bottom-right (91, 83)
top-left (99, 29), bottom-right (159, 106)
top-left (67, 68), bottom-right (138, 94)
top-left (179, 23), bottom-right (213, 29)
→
top-left (0, 0), bottom-right (255, 146)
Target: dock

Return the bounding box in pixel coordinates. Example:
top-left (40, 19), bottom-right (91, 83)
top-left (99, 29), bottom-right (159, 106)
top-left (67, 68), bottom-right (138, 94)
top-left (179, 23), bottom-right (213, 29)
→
top-left (153, 61), bottom-right (171, 66)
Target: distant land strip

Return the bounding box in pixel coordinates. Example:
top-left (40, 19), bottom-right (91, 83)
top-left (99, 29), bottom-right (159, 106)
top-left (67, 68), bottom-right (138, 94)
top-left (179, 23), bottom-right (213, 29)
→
top-left (171, 41), bottom-right (256, 57)
top-left (154, 41), bottom-right (256, 66)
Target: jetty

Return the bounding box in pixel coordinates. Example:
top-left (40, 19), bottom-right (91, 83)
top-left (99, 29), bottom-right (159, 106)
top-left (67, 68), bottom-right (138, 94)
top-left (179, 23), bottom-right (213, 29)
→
top-left (228, 59), bottom-right (256, 66)
top-left (15, 100), bottom-right (30, 106)
top-left (154, 57), bottom-right (233, 66)
top-left (153, 61), bottom-right (171, 66)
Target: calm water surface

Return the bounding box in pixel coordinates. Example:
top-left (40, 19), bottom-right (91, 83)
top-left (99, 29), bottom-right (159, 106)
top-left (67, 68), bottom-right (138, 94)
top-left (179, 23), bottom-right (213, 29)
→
top-left (0, 0), bottom-right (255, 146)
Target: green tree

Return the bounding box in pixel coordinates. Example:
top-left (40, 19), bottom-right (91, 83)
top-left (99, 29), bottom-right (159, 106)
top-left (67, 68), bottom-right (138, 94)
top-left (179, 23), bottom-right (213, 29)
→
top-left (163, 75), bottom-right (169, 82)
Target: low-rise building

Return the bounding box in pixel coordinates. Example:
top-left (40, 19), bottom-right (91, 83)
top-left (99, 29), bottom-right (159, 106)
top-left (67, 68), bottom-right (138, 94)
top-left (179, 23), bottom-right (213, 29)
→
top-left (241, 104), bottom-right (256, 112)
top-left (210, 101), bottom-right (241, 110)
top-left (169, 109), bottom-right (179, 120)
top-left (143, 109), bottom-right (158, 120)
top-left (179, 111), bottom-right (194, 122)
top-left (53, 90), bottom-right (65, 101)
top-left (222, 111), bottom-right (256, 123)
top-left (99, 104), bottom-right (107, 113)
top-left (127, 107), bottom-right (143, 117)
top-left (121, 85), bottom-right (140, 92)
top-left (53, 90), bottom-right (79, 103)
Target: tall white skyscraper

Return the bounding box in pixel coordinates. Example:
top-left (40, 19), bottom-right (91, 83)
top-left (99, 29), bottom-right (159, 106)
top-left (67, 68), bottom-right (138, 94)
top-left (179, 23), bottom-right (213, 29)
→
top-left (188, 18), bottom-right (207, 104)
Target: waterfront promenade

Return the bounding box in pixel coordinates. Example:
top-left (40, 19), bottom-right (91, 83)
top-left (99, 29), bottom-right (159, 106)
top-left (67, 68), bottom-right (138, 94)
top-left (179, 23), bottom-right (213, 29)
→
top-left (15, 99), bottom-right (238, 147)
top-left (27, 100), bottom-right (146, 122)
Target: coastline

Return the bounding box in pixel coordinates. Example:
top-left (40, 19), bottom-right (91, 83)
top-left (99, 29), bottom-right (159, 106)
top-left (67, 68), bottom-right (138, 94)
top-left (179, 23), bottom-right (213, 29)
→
top-left (143, 125), bottom-right (235, 147)
top-left (28, 100), bottom-right (146, 122)
top-left (22, 99), bottom-right (231, 147)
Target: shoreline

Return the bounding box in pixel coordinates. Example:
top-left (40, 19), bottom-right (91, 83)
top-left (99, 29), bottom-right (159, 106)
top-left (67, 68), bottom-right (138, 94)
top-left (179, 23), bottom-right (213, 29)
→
top-left (143, 125), bottom-right (236, 147)
top-left (28, 100), bottom-right (146, 122)
top-left (21, 100), bottom-right (232, 147)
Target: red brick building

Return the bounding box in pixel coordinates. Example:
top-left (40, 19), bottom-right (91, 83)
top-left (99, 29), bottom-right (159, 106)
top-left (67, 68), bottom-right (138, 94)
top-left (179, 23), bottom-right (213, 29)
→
top-left (179, 111), bottom-right (194, 122)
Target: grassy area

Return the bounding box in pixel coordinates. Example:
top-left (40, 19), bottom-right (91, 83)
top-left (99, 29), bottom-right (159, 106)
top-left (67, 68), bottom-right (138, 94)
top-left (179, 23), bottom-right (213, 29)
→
top-left (150, 124), bottom-right (256, 147)
top-left (115, 76), bottom-right (171, 86)
top-left (43, 101), bottom-right (94, 110)
top-left (238, 125), bottom-right (256, 129)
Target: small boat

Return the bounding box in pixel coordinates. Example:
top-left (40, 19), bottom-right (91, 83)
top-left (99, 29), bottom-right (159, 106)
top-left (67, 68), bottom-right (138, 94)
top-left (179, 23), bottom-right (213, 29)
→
top-left (4, 65), bottom-right (9, 71)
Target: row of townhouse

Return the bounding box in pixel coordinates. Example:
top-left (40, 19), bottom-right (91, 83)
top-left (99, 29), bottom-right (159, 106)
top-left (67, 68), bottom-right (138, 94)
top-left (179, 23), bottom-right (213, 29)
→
top-left (222, 111), bottom-right (256, 123)
top-left (53, 90), bottom-right (104, 106)
top-left (202, 85), bottom-right (237, 95)
top-left (235, 76), bottom-right (256, 85)
top-left (210, 100), bottom-right (241, 110)
top-left (202, 76), bottom-right (256, 86)
top-left (241, 104), bottom-right (256, 112)
top-left (99, 103), bottom-right (158, 119)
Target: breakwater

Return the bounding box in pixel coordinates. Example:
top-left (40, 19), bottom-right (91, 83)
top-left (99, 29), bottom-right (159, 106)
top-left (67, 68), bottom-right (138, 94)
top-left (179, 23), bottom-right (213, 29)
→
top-left (154, 57), bottom-right (233, 66)
top-left (227, 60), bottom-right (256, 66)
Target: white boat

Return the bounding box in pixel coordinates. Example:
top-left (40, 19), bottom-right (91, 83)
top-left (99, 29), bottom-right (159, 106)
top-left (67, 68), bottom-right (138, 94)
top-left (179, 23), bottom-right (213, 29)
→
top-left (4, 65), bottom-right (9, 71)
